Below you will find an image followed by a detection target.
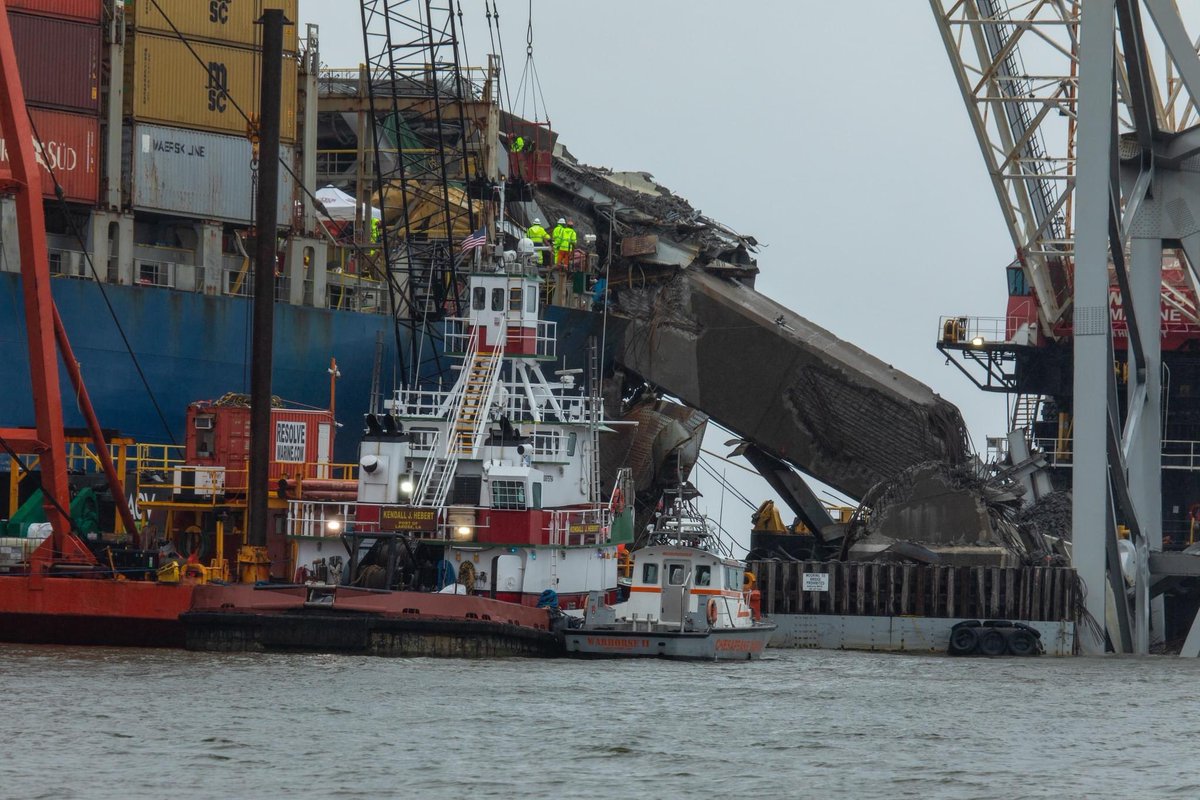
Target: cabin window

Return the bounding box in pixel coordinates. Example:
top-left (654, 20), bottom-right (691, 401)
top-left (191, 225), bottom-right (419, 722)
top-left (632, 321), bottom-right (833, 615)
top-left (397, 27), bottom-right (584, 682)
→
top-left (509, 287), bottom-right (523, 312)
top-left (695, 565), bottom-right (712, 587)
top-left (491, 288), bottom-right (505, 312)
top-left (725, 566), bottom-right (740, 590)
top-left (472, 286), bottom-right (486, 310)
top-left (566, 432), bottom-right (578, 457)
top-left (491, 480), bottom-right (526, 510)
top-left (667, 563), bottom-right (687, 586)
top-left (531, 482), bottom-right (542, 509)
top-left (410, 427), bottom-right (438, 452)
top-left (642, 563), bottom-right (658, 584)
top-left (525, 288), bottom-right (537, 314)
top-left (533, 431), bottom-right (560, 459)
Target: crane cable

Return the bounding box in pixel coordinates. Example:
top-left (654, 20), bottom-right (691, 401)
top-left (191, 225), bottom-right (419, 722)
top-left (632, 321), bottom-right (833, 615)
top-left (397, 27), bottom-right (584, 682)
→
top-left (489, 1), bottom-right (515, 115)
top-left (513, 0), bottom-right (550, 126)
top-left (26, 113), bottom-right (177, 445)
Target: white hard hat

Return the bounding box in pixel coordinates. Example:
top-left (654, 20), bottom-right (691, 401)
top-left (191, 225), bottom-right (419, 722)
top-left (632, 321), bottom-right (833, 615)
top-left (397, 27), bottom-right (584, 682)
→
top-left (533, 218), bottom-right (541, 225)
top-left (557, 217), bottom-right (565, 224)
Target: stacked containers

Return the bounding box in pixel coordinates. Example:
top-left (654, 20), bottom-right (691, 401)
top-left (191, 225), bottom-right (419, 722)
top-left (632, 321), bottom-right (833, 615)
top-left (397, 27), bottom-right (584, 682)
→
top-left (125, 0), bottom-right (299, 224)
top-left (1, 5), bottom-right (102, 204)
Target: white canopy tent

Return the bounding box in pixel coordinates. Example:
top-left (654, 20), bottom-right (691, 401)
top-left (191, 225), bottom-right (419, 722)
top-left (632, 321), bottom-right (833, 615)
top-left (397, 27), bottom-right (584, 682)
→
top-left (315, 185), bottom-right (380, 222)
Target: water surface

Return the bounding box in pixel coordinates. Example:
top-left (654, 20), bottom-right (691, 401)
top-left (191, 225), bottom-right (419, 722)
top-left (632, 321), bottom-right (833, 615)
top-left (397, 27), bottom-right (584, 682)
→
top-left (0, 646), bottom-right (1193, 799)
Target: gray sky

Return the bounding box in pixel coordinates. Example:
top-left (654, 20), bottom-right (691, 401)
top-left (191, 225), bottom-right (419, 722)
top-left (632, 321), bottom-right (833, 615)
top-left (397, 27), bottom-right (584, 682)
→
top-left (299, 1), bottom-right (1015, 543)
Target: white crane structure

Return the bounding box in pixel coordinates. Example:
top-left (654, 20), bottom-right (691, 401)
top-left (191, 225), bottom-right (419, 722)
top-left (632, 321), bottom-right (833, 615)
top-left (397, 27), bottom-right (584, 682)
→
top-left (932, 0), bottom-right (1200, 654)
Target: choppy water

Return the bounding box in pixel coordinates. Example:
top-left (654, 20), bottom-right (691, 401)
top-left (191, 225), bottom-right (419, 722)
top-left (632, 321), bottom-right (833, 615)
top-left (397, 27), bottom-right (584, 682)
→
top-left (0, 645), bottom-right (1195, 799)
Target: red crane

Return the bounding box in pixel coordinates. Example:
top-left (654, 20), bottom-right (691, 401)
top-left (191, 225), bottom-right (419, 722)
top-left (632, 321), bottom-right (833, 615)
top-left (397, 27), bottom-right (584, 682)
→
top-left (0, 3), bottom-right (137, 569)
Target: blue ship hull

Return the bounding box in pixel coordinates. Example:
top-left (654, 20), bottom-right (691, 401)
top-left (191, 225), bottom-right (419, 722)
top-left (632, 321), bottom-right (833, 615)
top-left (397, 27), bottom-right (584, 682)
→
top-left (0, 275), bottom-right (609, 464)
top-left (0, 273), bottom-right (395, 463)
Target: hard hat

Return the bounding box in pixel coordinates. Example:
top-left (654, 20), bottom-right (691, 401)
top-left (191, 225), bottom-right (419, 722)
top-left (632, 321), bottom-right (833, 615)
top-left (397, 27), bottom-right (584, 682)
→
top-left (567, 218), bottom-right (575, 225)
top-left (533, 218), bottom-right (541, 225)
top-left (557, 217), bottom-right (565, 224)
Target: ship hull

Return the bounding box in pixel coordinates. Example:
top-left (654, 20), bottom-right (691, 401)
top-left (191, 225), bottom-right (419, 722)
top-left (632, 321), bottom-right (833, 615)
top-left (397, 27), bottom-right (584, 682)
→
top-left (0, 575), bottom-right (195, 647)
top-left (0, 273), bottom-right (396, 462)
top-left (181, 583), bottom-right (561, 657)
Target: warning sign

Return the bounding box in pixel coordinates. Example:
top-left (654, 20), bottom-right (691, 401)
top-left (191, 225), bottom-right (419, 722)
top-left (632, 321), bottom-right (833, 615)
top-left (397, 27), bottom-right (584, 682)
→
top-left (802, 572), bottom-right (830, 592)
top-left (275, 420), bottom-right (307, 463)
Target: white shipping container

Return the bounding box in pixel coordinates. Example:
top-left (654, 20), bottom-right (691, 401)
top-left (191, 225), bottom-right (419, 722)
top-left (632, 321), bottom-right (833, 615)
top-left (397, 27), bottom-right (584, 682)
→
top-left (128, 123), bottom-right (296, 225)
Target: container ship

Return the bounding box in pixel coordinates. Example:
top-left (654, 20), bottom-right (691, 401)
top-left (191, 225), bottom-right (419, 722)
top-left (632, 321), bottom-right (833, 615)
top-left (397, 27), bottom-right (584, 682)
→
top-left (0, 0), bottom-right (394, 465)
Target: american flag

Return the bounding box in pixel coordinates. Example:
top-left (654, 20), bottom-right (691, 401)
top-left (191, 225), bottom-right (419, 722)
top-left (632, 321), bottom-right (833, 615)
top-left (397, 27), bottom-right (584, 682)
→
top-left (460, 226), bottom-right (487, 252)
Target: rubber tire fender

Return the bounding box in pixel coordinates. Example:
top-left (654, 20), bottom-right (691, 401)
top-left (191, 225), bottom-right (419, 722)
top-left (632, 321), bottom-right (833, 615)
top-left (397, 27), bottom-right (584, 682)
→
top-left (949, 625), bottom-right (980, 655)
top-left (1006, 628), bottom-right (1039, 657)
top-left (978, 628), bottom-right (1008, 656)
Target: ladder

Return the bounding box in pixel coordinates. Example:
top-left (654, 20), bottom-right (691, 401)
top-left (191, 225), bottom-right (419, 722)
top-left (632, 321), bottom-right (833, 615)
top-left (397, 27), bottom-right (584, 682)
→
top-left (1011, 393), bottom-right (1042, 434)
top-left (587, 337), bottom-right (602, 505)
top-left (413, 326), bottom-right (506, 508)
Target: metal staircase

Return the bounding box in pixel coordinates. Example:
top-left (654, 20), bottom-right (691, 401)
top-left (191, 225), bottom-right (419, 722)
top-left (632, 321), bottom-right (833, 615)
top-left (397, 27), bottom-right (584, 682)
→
top-left (413, 326), bottom-right (506, 508)
top-left (1011, 393), bottom-right (1043, 435)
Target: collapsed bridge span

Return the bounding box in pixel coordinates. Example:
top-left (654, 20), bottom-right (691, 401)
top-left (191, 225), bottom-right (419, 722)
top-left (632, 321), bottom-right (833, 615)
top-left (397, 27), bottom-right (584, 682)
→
top-left (609, 269), bottom-right (970, 502)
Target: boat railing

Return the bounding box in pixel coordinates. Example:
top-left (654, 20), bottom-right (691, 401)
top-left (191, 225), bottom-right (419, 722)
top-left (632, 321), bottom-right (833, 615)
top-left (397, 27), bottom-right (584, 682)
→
top-left (442, 317), bottom-right (558, 360)
top-left (286, 499), bottom-right (358, 539)
top-left (135, 443), bottom-right (188, 472)
top-left (546, 507), bottom-right (610, 547)
top-left (393, 389), bottom-right (455, 418)
top-left (393, 386), bottom-right (595, 425)
top-left (137, 463), bottom-right (239, 505)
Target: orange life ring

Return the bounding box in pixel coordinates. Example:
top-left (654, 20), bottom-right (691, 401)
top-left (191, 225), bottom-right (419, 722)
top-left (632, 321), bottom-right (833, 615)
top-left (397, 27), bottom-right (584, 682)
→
top-left (706, 598), bottom-right (719, 625)
top-left (610, 488), bottom-right (625, 514)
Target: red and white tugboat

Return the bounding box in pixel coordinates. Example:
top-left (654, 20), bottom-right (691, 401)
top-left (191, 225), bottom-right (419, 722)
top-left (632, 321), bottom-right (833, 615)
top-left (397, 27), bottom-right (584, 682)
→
top-left (184, 238), bottom-right (634, 656)
top-left (564, 484), bottom-right (776, 661)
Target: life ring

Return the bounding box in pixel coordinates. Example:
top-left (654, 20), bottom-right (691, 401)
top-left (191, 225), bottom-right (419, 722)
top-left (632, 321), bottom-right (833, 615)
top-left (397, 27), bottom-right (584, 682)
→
top-left (706, 598), bottom-right (719, 625)
top-left (610, 488), bottom-right (626, 515)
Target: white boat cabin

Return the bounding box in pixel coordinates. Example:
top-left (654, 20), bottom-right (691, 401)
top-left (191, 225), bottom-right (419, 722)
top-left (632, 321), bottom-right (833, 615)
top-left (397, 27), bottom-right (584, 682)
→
top-left (622, 545), bottom-right (755, 629)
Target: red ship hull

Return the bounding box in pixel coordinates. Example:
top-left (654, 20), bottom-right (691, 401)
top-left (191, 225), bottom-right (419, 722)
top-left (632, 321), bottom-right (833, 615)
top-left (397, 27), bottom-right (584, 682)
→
top-left (0, 576), bottom-right (196, 647)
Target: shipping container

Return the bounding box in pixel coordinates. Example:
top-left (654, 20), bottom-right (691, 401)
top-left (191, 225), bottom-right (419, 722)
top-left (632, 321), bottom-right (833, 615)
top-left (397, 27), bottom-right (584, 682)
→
top-left (185, 403), bottom-right (336, 492)
top-left (130, 0), bottom-right (300, 52)
top-left (7, 0), bottom-right (101, 23)
top-left (129, 123), bottom-right (295, 225)
top-left (0, 108), bottom-right (99, 203)
top-left (126, 33), bottom-right (298, 141)
top-left (9, 12), bottom-right (100, 113)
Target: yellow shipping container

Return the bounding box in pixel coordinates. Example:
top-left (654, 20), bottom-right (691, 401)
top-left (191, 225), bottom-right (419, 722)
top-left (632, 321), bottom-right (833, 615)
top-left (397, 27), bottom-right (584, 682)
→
top-left (127, 33), bottom-right (298, 141)
top-left (129, 0), bottom-right (300, 52)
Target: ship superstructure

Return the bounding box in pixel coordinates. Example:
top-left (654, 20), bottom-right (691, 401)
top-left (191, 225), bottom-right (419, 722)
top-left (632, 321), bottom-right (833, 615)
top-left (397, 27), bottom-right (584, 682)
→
top-left (289, 244), bottom-right (633, 609)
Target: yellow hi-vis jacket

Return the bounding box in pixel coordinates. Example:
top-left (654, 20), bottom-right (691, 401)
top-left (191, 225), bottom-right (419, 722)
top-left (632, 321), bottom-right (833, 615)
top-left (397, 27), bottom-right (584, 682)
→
top-left (527, 223), bottom-right (549, 245)
top-left (551, 224), bottom-right (565, 250)
top-left (556, 226), bottom-right (577, 252)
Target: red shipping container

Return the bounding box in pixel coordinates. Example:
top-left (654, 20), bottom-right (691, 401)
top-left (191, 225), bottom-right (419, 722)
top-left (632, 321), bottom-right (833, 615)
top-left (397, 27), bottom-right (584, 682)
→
top-left (9, 12), bottom-right (100, 113)
top-left (6, 0), bottom-right (102, 23)
top-left (0, 107), bottom-right (99, 203)
top-left (185, 403), bottom-right (337, 492)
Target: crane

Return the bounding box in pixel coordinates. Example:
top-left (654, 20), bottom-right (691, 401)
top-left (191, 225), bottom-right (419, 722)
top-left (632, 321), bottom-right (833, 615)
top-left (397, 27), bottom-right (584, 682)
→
top-left (932, 0), bottom-right (1200, 655)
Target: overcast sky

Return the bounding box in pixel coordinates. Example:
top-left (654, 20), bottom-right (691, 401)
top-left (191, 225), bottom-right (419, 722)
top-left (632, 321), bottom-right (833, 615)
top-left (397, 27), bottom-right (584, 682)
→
top-left (299, 1), bottom-right (1017, 543)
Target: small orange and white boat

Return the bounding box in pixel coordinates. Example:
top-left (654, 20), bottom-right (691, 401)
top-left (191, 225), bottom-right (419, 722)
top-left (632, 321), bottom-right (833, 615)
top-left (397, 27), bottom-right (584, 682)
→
top-left (564, 487), bottom-right (776, 661)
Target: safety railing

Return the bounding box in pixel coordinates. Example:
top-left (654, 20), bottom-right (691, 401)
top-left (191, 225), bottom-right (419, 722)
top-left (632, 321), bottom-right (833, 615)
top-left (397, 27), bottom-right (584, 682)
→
top-left (546, 507), bottom-right (611, 547)
top-left (937, 315), bottom-right (1039, 347)
top-left (287, 499), bottom-right (358, 539)
top-left (1030, 437), bottom-right (1200, 471)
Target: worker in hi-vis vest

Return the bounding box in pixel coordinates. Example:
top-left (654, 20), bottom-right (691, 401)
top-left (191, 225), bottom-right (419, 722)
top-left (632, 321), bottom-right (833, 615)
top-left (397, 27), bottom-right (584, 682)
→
top-left (555, 219), bottom-right (578, 268)
top-left (526, 218), bottom-right (550, 266)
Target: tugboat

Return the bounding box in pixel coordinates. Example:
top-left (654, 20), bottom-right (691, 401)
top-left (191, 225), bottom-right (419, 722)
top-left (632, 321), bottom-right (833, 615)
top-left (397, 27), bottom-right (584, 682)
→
top-left (564, 483), bottom-right (776, 661)
top-left (183, 229), bottom-right (636, 657)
